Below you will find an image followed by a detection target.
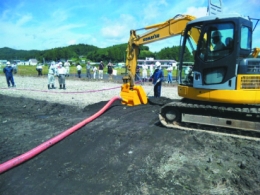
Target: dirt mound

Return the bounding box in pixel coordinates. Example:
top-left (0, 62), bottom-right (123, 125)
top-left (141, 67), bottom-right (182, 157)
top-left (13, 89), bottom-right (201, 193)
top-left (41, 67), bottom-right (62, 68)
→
top-left (1, 94), bottom-right (260, 195)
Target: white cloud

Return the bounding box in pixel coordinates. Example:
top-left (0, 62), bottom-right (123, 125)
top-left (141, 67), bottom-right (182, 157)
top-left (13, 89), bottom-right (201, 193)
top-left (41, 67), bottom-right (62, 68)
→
top-left (68, 39), bottom-right (77, 45)
top-left (16, 14), bottom-right (32, 26)
top-left (101, 25), bottom-right (125, 38)
top-left (98, 14), bottom-right (137, 47)
top-left (51, 9), bottom-right (68, 23)
top-left (185, 7), bottom-right (207, 18)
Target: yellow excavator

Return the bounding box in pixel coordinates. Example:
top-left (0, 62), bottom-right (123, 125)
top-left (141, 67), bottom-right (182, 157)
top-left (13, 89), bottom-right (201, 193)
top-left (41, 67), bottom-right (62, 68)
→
top-left (120, 9), bottom-right (260, 131)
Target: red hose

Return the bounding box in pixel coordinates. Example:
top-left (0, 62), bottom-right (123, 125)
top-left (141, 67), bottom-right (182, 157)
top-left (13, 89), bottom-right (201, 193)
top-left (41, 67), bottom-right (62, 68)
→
top-left (0, 96), bottom-right (121, 174)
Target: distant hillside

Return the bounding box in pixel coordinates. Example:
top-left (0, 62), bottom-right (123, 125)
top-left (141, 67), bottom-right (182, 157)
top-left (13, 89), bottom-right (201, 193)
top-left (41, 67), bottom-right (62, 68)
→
top-left (0, 43), bottom-right (150, 63)
top-left (0, 44), bottom-right (100, 62)
top-left (0, 43), bottom-right (191, 63)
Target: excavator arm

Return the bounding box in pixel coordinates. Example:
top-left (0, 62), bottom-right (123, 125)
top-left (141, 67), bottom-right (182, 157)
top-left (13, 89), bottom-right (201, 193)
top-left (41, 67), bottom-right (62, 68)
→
top-left (121, 14), bottom-right (197, 106)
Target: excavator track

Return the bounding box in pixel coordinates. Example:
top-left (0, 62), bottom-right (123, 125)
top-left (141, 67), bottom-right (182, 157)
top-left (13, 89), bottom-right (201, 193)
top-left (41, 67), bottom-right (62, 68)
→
top-left (156, 98), bottom-right (260, 140)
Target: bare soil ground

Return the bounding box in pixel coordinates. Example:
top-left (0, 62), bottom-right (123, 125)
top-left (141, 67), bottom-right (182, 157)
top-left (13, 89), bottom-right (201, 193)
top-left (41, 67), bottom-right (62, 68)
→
top-left (1, 76), bottom-right (260, 195)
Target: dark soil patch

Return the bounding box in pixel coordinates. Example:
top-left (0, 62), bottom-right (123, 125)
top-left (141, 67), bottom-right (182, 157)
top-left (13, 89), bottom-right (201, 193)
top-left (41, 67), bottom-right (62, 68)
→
top-left (1, 94), bottom-right (260, 194)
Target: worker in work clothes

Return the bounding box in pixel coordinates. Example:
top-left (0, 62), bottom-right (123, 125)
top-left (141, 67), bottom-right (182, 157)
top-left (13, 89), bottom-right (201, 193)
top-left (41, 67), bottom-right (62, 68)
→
top-left (167, 64), bottom-right (173, 83)
top-left (93, 66), bottom-right (98, 79)
top-left (76, 63), bottom-right (82, 78)
top-left (212, 30), bottom-right (225, 51)
top-left (151, 61), bottom-right (164, 97)
top-left (3, 61), bottom-right (16, 87)
top-left (57, 62), bottom-right (66, 89)
top-left (36, 63), bottom-right (43, 76)
top-left (86, 61), bottom-right (92, 79)
top-left (64, 60), bottom-right (71, 77)
top-left (47, 62), bottom-right (56, 89)
top-left (98, 61), bottom-right (104, 79)
top-left (142, 64), bottom-right (148, 82)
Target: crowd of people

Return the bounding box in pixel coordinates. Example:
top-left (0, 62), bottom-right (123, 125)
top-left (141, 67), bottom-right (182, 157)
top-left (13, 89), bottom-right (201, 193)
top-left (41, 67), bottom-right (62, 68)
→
top-left (2, 59), bottom-right (176, 98)
top-left (45, 60), bottom-right (116, 90)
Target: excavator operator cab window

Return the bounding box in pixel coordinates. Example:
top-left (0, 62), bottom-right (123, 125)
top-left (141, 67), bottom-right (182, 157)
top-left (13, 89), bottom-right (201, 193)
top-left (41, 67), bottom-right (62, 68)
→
top-left (179, 29), bottom-right (197, 85)
top-left (240, 26), bottom-right (251, 50)
top-left (199, 23), bottom-right (235, 62)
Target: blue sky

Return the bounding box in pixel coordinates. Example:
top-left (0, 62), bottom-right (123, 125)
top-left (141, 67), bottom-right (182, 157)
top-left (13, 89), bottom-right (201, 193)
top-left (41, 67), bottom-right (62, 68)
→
top-left (0, 0), bottom-right (259, 52)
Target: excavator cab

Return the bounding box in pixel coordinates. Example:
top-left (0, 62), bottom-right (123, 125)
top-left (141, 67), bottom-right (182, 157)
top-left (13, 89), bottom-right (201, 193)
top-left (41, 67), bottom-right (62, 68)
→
top-left (177, 14), bottom-right (260, 104)
top-left (159, 14), bottom-right (260, 131)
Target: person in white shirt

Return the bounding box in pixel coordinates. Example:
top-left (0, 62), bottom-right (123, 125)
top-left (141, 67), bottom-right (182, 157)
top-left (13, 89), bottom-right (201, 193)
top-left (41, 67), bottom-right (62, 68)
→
top-left (86, 61), bottom-right (92, 79)
top-left (142, 64), bottom-right (148, 82)
top-left (57, 62), bottom-right (67, 89)
top-left (76, 63), bottom-right (82, 78)
top-left (93, 66), bottom-right (98, 79)
top-left (36, 63), bottom-right (43, 76)
top-left (98, 61), bottom-right (104, 79)
top-left (64, 60), bottom-right (71, 77)
top-left (48, 62), bottom-right (56, 89)
top-left (149, 65), bottom-right (154, 77)
top-left (167, 64), bottom-right (173, 83)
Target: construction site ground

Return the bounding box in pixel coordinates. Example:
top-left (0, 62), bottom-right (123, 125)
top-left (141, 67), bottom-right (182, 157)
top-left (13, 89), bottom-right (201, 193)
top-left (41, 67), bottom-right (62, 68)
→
top-left (1, 76), bottom-right (260, 194)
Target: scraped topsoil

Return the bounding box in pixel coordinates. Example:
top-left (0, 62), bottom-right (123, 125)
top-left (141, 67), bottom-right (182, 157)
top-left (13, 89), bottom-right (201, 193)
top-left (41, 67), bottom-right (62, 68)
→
top-left (1, 82), bottom-right (260, 194)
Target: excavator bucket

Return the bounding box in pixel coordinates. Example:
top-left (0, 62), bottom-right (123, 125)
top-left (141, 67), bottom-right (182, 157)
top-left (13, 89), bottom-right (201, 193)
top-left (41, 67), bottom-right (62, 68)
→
top-left (120, 83), bottom-right (148, 106)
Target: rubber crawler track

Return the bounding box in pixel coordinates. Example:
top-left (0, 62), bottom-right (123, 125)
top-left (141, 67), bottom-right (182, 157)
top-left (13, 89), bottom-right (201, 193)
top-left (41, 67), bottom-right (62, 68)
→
top-left (158, 98), bottom-right (260, 140)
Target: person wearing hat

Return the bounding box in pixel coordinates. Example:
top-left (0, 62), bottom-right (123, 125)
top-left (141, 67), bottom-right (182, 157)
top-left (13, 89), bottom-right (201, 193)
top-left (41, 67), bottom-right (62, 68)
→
top-left (212, 30), bottom-right (225, 51)
top-left (107, 61), bottom-right (114, 80)
top-left (166, 64), bottom-right (173, 83)
top-left (142, 64), bottom-right (148, 82)
top-left (57, 62), bottom-right (67, 89)
top-left (64, 60), bottom-right (71, 77)
top-left (92, 65), bottom-right (98, 79)
top-left (36, 63), bottom-right (43, 76)
top-left (3, 61), bottom-right (16, 87)
top-left (86, 61), bottom-right (92, 79)
top-left (150, 61), bottom-right (164, 97)
top-left (47, 61), bottom-right (56, 89)
top-left (76, 63), bottom-right (82, 78)
top-left (98, 61), bottom-right (104, 79)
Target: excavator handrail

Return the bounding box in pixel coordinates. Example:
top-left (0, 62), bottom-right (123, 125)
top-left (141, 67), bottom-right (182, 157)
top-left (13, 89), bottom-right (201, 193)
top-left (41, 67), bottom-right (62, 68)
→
top-left (252, 48), bottom-right (260, 58)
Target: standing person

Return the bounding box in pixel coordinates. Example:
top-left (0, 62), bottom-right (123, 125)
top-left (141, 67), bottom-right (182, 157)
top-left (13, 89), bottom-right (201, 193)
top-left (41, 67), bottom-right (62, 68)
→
top-left (36, 63), bottom-right (43, 76)
top-left (76, 63), bottom-right (82, 78)
top-left (135, 65), bottom-right (141, 81)
top-left (107, 61), bottom-right (113, 80)
top-left (151, 61), bottom-right (164, 98)
top-left (93, 66), bottom-right (98, 79)
top-left (98, 61), bottom-right (104, 79)
top-left (47, 62), bottom-right (56, 89)
top-left (57, 62), bottom-right (66, 89)
top-left (184, 66), bottom-right (193, 83)
top-left (86, 61), bottom-right (92, 79)
top-left (52, 61), bottom-right (59, 88)
top-left (12, 63), bottom-right (17, 74)
top-left (3, 61), bottom-right (16, 87)
top-left (142, 64), bottom-right (148, 82)
top-left (149, 64), bottom-right (154, 79)
top-left (64, 60), bottom-right (71, 77)
top-left (167, 64), bottom-right (173, 83)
